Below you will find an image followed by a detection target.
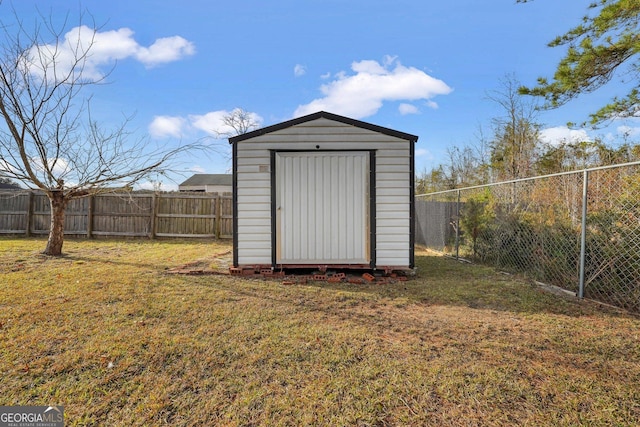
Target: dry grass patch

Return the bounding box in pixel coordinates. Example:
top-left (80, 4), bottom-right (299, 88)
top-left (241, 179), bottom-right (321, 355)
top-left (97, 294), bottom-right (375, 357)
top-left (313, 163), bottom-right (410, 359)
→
top-left (1, 238), bottom-right (639, 426)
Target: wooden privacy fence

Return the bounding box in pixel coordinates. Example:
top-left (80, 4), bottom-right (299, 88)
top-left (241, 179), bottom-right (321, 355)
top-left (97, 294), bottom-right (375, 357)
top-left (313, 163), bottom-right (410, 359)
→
top-left (0, 191), bottom-right (232, 239)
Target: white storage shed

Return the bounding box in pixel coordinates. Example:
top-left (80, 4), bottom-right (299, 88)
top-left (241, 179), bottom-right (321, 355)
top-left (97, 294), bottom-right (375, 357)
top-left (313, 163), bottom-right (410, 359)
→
top-left (229, 111), bottom-right (418, 271)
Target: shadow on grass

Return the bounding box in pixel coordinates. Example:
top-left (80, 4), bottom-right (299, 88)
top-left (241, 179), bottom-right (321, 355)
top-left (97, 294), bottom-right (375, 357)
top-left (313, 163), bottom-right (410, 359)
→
top-left (295, 253), bottom-right (628, 318)
top-left (9, 237), bottom-right (230, 271)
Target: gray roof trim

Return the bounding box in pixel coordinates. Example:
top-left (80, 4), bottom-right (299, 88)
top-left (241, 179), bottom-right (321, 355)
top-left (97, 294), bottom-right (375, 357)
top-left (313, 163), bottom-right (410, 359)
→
top-left (228, 111), bottom-right (419, 144)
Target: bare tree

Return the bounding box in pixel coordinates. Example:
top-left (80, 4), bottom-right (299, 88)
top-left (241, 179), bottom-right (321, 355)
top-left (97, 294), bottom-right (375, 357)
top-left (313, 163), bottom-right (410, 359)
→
top-left (215, 108), bottom-right (261, 138)
top-left (487, 74), bottom-right (541, 180)
top-left (0, 10), bottom-right (205, 255)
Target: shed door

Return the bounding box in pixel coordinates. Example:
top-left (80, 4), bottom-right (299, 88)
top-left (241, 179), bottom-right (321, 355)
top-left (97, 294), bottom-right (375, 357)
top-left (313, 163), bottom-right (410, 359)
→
top-left (276, 151), bottom-right (370, 265)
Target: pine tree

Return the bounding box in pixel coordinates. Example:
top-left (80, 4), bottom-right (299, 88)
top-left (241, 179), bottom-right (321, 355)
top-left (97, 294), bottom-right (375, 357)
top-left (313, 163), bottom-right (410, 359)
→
top-left (519, 0), bottom-right (640, 126)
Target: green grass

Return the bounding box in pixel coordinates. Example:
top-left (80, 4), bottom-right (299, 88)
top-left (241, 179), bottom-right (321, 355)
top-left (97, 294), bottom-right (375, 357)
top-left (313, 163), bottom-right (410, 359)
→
top-left (1, 238), bottom-right (639, 426)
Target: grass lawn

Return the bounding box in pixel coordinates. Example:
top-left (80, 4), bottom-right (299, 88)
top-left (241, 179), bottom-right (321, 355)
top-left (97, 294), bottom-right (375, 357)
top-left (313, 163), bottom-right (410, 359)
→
top-left (1, 238), bottom-right (639, 426)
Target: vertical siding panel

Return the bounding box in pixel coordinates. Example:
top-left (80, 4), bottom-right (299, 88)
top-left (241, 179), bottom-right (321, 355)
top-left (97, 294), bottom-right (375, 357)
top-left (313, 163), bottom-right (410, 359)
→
top-left (315, 155), bottom-right (324, 261)
top-left (357, 155), bottom-right (366, 259)
top-left (337, 156), bottom-right (344, 259)
top-left (300, 155), bottom-right (308, 260)
top-left (323, 155), bottom-right (331, 260)
top-left (282, 156), bottom-right (289, 260)
top-left (346, 155), bottom-right (354, 259)
top-left (292, 156), bottom-right (300, 260)
top-left (330, 156), bottom-right (339, 259)
top-left (307, 157), bottom-right (315, 260)
top-left (285, 156), bottom-right (294, 261)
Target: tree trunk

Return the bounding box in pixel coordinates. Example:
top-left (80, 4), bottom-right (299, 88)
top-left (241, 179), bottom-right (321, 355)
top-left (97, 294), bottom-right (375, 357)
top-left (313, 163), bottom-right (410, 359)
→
top-left (44, 191), bottom-right (67, 256)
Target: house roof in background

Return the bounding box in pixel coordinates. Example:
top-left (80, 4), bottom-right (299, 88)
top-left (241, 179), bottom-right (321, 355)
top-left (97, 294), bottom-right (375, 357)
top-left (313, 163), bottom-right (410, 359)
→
top-left (179, 174), bottom-right (232, 187)
top-left (0, 182), bottom-right (22, 190)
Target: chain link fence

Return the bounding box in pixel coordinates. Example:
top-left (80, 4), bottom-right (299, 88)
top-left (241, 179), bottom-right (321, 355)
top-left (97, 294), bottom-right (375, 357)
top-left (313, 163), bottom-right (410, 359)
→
top-left (416, 162), bottom-right (640, 313)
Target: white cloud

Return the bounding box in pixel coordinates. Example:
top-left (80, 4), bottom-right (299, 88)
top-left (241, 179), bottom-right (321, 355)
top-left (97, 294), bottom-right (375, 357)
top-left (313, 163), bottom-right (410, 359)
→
top-left (425, 100), bottom-right (439, 109)
top-left (540, 126), bottom-right (592, 146)
top-left (30, 157), bottom-right (70, 177)
top-left (190, 165), bottom-right (206, 173)
top-left (135, 35), bottom-right (195, 67)
top-left (616, 125), bottom-right (640, 138)
top-left (136, 181), bottom-right (156, 191)
top-left (352, 60), bottom-right (387, 75)
top-left (399, 103), bottom-right (419, 115)
top-left (320, 72), bottom-right (331, 79)
top-left (149, 116), bottom-right (186, 139)
top-left (136, 180), bottom-right (178, 191)
top-left (382, 54), bottom-right (398, 67)
top-left (148, 108), bottom-right (263, 139)
top-left (190, 108), bottom-right (263, 137)
top-left (190, 111), bottom-right (234, 136)
top-left (48, 158), bottom-right (70, 176)
top-left (24, 157), bottom-right (75, 186)
top-left (415, 148), bottom-right (433, 159)
top-left (294, 64), bottom-right (306, 77)
top-left (164, 182), bottom-right (179, 191)
top-left (294, 57), bottom-right (452, 119)
top-left (25, 25), bottom-right (195, 81)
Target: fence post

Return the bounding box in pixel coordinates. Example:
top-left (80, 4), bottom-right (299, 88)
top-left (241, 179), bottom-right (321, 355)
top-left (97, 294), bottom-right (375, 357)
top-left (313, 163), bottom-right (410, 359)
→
top-left (578, 169), bottom-right (589, 299)
top-left (150, 193), bottom-right (158, 239)
top-left (215, 195), bottom-right (221, 239)
top-left (24, 191), bottom-right (34, 237)
top-left (455, 189), bottom-right (461, 259)
top-left (87, 195), bottom-right (94, 238)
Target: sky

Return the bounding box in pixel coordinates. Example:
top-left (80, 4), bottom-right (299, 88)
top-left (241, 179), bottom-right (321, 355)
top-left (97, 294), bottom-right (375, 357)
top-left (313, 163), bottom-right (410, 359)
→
top-left (5, 0), bottom-right (640, 190)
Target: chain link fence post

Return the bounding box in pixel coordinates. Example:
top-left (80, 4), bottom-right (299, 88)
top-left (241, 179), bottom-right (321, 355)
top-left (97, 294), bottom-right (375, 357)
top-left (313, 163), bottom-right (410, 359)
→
top-left (455, 189), bottom-right (461, 260)
top-left (578, 169), bottom-right (589, 299)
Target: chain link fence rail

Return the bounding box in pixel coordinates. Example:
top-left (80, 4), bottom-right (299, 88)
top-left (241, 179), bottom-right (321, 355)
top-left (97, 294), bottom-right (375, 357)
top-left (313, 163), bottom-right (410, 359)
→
top-left (416, 161), bottom-right (640, 313)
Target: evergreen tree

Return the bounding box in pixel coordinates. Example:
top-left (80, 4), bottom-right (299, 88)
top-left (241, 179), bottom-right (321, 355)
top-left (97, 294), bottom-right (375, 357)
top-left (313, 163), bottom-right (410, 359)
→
top-left (519, 0), bottom-right (640, 126)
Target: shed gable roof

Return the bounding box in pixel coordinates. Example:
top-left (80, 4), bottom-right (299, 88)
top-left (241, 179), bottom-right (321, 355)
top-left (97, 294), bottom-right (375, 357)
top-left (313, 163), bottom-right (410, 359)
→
top-left (228, 111), bottom-right (419, 144)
